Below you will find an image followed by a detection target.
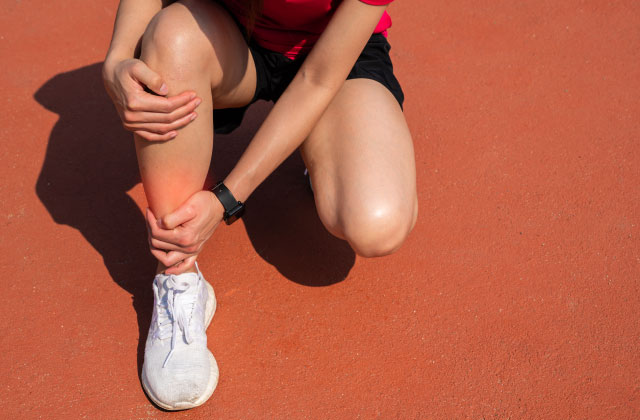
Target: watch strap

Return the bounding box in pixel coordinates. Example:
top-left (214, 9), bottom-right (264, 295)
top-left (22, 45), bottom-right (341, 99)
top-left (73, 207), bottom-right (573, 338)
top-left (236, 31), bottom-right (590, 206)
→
top-left (211, 181), bottom-right (245, 224)
top-left (211, 182), bottom-right (239, 212)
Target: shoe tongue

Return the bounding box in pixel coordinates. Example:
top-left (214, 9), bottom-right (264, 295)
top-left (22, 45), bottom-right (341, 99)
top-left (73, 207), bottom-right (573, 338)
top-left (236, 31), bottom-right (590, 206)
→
top-left (156, 271), bottom-right (200, 297)
top-left (171, 271), bottom-right (199, 287)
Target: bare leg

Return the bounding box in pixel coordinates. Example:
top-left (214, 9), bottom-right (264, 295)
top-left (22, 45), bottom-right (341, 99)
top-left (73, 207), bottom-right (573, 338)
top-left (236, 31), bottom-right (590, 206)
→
top-left (301, 78), bottom-right (418, 257)
top-left (134, 0), bottom-right (257, 272)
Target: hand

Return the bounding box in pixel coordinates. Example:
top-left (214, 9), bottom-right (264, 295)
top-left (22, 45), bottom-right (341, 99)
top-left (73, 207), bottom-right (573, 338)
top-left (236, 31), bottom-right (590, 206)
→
top-left (146, 191), bottom-right (224, 274)
top-left (102, 58), bottom-right (202, 141)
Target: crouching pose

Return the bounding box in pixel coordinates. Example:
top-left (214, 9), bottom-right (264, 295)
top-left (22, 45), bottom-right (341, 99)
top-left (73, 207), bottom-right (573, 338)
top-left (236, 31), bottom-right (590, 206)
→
top-left (103, 0), bottom-right (417, 410)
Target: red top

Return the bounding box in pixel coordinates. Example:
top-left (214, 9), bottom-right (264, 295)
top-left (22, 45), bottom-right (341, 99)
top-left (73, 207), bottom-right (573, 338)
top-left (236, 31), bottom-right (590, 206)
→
top-left (221, 0), bottom-right (395, 59)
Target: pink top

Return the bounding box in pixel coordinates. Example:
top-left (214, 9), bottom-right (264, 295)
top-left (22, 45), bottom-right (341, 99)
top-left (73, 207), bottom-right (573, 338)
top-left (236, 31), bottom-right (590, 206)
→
top-left (221, 0), bottom-right (395, 59)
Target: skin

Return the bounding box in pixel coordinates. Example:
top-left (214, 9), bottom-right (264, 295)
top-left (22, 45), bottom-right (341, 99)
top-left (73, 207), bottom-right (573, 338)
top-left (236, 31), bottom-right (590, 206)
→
top-left (103, 0), bottom-right (418, 275)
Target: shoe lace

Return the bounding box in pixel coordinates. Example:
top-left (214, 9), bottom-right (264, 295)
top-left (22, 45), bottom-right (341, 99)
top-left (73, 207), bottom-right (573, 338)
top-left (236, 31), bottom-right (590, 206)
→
top-left (153, 275), bottom-right (196, 368)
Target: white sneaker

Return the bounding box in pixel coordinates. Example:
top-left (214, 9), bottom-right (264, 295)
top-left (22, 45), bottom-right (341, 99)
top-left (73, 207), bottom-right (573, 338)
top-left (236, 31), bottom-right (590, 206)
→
top-left (141, 264), bottom-right (218, 410)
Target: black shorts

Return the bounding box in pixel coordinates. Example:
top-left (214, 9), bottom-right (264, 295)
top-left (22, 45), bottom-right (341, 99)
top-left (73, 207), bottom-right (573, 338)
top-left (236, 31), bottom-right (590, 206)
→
top-left (213, 33), bottom-right (405, 134)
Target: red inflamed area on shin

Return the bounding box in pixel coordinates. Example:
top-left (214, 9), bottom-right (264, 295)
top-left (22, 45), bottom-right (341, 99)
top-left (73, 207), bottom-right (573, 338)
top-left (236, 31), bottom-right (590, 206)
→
top-left (2, 0), bottom-right (640, 418)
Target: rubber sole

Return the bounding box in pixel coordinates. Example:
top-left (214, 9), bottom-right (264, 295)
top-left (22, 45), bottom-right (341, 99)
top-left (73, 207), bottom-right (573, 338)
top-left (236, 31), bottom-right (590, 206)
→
top-left (141, 279), bottom-right (219, 411)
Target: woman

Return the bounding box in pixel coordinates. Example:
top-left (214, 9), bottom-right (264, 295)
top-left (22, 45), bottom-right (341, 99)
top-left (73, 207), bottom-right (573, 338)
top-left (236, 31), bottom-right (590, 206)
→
top-left (103, 0), bottom-right (417, 410)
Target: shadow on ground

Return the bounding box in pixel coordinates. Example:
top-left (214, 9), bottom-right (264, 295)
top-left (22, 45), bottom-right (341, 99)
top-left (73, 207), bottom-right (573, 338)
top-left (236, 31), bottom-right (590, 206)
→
top-left (33, 63), bottom-right (355, 378)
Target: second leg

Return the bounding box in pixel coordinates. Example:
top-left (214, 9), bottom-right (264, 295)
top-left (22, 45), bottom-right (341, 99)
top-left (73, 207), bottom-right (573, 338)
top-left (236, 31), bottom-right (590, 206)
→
top-left (301, 78), bottom-right (418, 258)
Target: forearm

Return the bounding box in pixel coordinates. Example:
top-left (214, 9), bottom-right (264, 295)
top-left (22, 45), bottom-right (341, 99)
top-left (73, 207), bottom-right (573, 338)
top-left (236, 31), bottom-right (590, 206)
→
top-left (104, 0), bottom-right (172, 65)
top-left (224, 74), bottom-right (339, 202)
top-left (224, 0), bottom-right (386, 202)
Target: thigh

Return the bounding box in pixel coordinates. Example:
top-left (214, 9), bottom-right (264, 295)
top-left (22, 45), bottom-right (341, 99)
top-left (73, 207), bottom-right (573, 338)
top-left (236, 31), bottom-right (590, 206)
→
top-left (300, 78), bottom-right (418, 251)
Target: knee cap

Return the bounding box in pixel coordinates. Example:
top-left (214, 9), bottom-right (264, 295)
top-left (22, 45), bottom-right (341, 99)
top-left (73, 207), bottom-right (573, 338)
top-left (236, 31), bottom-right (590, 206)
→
top-left (343, 205), bottom-right (414, 258)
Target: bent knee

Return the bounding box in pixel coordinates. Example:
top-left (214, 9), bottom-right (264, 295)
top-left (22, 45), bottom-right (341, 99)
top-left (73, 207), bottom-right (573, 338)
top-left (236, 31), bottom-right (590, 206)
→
top-left (141, 2), bottom-right (220, 80)
top-left (341, 201), bottom-right (417, 258)
top-left (144, 4), bottom-right (199, 54)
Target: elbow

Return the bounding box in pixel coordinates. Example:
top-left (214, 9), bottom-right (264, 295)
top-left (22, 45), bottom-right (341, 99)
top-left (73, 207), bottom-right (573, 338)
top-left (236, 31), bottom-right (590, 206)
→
top-left (297, 65), bottom-right (344, 93)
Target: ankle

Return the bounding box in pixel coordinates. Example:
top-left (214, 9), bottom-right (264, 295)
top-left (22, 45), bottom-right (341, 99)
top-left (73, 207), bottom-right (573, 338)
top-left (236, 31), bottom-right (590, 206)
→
top-left (155, 261), bottom-right (198, 276)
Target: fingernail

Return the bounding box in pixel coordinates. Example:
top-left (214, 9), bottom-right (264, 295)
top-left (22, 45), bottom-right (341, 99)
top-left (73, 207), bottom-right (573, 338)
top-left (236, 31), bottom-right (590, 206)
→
top-left (194, 98), bottom-right (202, 106)
top-left (190, 92), bottom-right (197, 100)
top-left (169, 131), bottom-right (177, 138)
top-left (190, 112), bottom-right (197, 121)
top-left (159, 84), bottom-right (168, 95)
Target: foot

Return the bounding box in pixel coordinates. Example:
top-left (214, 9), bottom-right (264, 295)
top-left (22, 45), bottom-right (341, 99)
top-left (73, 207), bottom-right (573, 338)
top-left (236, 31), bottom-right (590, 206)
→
top-left (141, 264), bottom-right (218, 410)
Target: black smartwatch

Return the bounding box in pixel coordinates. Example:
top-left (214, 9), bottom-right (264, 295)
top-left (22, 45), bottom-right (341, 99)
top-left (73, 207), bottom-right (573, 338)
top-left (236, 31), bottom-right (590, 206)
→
top-left (210, 181), bottom-right (245, 225)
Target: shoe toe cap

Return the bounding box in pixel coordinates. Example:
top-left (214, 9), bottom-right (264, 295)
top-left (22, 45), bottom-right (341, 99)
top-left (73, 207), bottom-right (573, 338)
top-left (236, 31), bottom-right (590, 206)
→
top-left (143, 347), bottom-right (217, 408)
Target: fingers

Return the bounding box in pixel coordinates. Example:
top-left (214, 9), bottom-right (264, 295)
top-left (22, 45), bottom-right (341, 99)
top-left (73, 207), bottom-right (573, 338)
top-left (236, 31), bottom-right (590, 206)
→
top-left (109, 60), bottom-right (204, 140)
top-left (150, 247), bottom-right (192, 268)
top-left (162, 201), bottom-right (197, 230)
top-left (143, 192), bottom-right (214, 274)
top-left (149, 241), bottom-right (198, 274)
top-left (165, 256), bottom-right (197, 275)
top-left (146, 208), bottom-right (176, 244)
top-left (128, 111), bottom-right (197, 135)
top-left (147, 208), bottom-right (197, 270)
top-left (124, 94), bottom-right (201, 141)
top-left (129, 61), bottom-right (168, 96)
top-left (127, 90), bottom-right (197, 113)
top-left (124, 63), bottom-right (203, 140)
top-left (146, 207), bottom-right (196, 247)
top-left (125, 97), bottom-right (201, 124)
top-left (149, 235), bottom-right (200, 254)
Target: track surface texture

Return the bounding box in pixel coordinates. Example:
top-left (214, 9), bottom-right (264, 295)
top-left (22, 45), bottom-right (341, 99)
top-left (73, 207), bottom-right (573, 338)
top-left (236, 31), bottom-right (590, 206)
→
top-left (1, 0), bottom-right (639, 419)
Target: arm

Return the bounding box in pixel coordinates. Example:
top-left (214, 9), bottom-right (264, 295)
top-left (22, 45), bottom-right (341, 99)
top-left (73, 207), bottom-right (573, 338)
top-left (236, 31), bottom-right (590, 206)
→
top-left (225, 0), bottom-right (388, 201)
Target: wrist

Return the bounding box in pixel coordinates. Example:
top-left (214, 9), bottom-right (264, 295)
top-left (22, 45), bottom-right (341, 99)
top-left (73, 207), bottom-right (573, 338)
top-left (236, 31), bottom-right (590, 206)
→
top-left (102, 57), bottom-right (121, 83)
top-left (207, 190), bottom-right (224, 220)
top-left (105, 44), bottom-right (134, 64)
top-left (223, 170), bottom-right (254, 204)
top-left (210, 181), bottom-right (245, 225)
top-left (103, 52), bottom-right (132, 79)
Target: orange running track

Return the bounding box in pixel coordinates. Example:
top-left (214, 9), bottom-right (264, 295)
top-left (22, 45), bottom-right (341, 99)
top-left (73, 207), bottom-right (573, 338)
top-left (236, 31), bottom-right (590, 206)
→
top-left (2, 1), bottom-right (639, 418)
